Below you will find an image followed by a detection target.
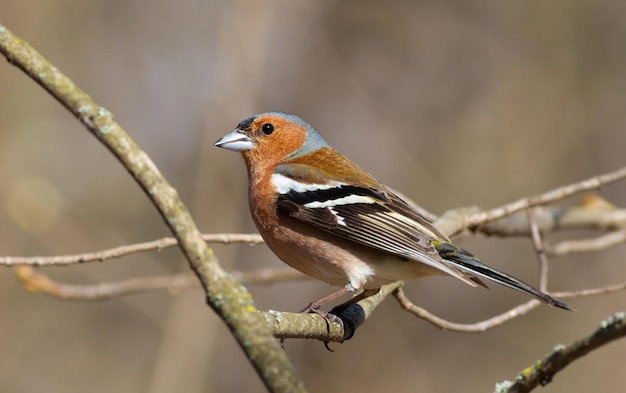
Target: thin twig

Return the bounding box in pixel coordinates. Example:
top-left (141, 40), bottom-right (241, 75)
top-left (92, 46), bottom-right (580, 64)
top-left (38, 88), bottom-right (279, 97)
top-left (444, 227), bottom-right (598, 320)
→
top-left (0, 233), bottom-right (264, 267)
top-left (15, 266), bottom-right (308, 300)
top-left (393, 282), bottom-right (626, 333)
top-left (468, 167), bottom-right (626, 228)
top-left (393, 288), bottom-right (543, 332)
top-left (526, 208), bottom-right (549, 291)
top-left (441, 205), bottom-right (626, 238)
top-left (496, 312), bottom-right (626, 393)
top-left (551, 281), bottom-right (626, 298)
top-left (547, 230), bottom-right (626, 256)
top-left (16, 266), bottom-right (198, 300)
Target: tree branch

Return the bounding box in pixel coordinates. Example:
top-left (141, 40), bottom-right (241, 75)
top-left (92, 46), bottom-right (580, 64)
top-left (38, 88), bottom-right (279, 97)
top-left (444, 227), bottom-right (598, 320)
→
top-left (263, 282), bottom-right (404, 342)
top-left (15, 266), bottom-right (308, 300)
top-left (0, 24), bottom-right (304, 393)
top-left (461, 205), bottom-right (625, 238)
top-left (496, 312), bottom-right (626, 393)
top-left (467, 168), bottom-right (626, 228)
top-left (16, 266), bottom-right (198, 299)
top-left (0, 233), bottom-right (263, 267)
top-left (548, 230), bottom-right (626, 256)
top-left (393, 281), bottom-right (626, 333)
top-left (526, 208), bottom-right (549, 291)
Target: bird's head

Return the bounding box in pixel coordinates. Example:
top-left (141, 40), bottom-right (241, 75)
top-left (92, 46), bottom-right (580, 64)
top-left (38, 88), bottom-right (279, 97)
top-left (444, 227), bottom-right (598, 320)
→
top-left (215, 112), bottom-right (329, 171)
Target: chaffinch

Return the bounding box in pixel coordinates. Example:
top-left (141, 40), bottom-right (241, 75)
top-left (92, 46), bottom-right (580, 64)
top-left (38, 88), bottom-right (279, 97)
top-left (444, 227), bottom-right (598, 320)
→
top-left (215, 112), bottom-right (570, 316)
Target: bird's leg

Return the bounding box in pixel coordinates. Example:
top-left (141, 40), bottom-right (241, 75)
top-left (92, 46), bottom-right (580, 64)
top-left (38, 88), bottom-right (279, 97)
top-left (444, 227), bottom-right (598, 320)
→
top-left (300, 285), bottom-right (353, 323)
top-left (293, 286), bottom-right (381, 348)
top-left (279, 287), bottom-right (353, 349)
top-left (332, 288), bottom-right (380, 313)
top-left (301, 286), bottom-right (381, 322)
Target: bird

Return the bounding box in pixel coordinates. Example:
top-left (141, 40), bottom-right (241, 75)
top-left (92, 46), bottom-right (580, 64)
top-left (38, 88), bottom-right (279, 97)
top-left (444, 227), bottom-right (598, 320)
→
top-left (214, 111), bottom-right (571, 319)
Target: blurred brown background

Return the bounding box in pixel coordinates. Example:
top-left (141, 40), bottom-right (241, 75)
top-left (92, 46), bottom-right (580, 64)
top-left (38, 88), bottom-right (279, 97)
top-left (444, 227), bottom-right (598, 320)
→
top-left (1, 1), bottom-right (625, 392)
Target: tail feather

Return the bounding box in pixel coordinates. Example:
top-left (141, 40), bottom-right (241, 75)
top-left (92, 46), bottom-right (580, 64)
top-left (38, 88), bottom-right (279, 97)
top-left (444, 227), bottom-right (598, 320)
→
top-left (433, 240), bottom-right (572, 311)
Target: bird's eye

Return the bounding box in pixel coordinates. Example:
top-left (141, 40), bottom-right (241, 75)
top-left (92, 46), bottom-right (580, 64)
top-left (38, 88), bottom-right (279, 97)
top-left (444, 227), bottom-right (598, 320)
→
top-left (261, 123), bottom-right (274, 135)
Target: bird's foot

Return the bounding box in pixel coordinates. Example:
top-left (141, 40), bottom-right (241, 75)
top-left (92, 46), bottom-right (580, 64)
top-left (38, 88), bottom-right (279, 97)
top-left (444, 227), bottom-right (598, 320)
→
top-left (300, 302), bottom-right (343, 326)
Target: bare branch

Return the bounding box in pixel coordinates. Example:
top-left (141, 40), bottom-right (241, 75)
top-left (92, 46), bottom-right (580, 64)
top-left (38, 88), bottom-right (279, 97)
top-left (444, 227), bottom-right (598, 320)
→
top-left (0, 24), bottom-right (303, 392)
top-left (552, 281), bottom-right (626, 298)
top-left (547, 230), bottom-right (626, 256)
top-left (496, 312), bottom-right (626, 393)
top-left (264, 282), bottom-right (404, 342)
top-left (393, 288), bottom-right (543, 332)
top-left (393, 282), bottom-right (626, 333)
top-left (15, 266), bottom-right (308, 300)
top-left (16, 266), bottom-right (198, 300)
top-left (0, 233), bottom-right (264, 267)
top-left (526, 209), bottom-right (549, 291)
top-left (436, 205), bottom-right (626, 239)
top-left (467, 167), bottom-right (626, 228)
